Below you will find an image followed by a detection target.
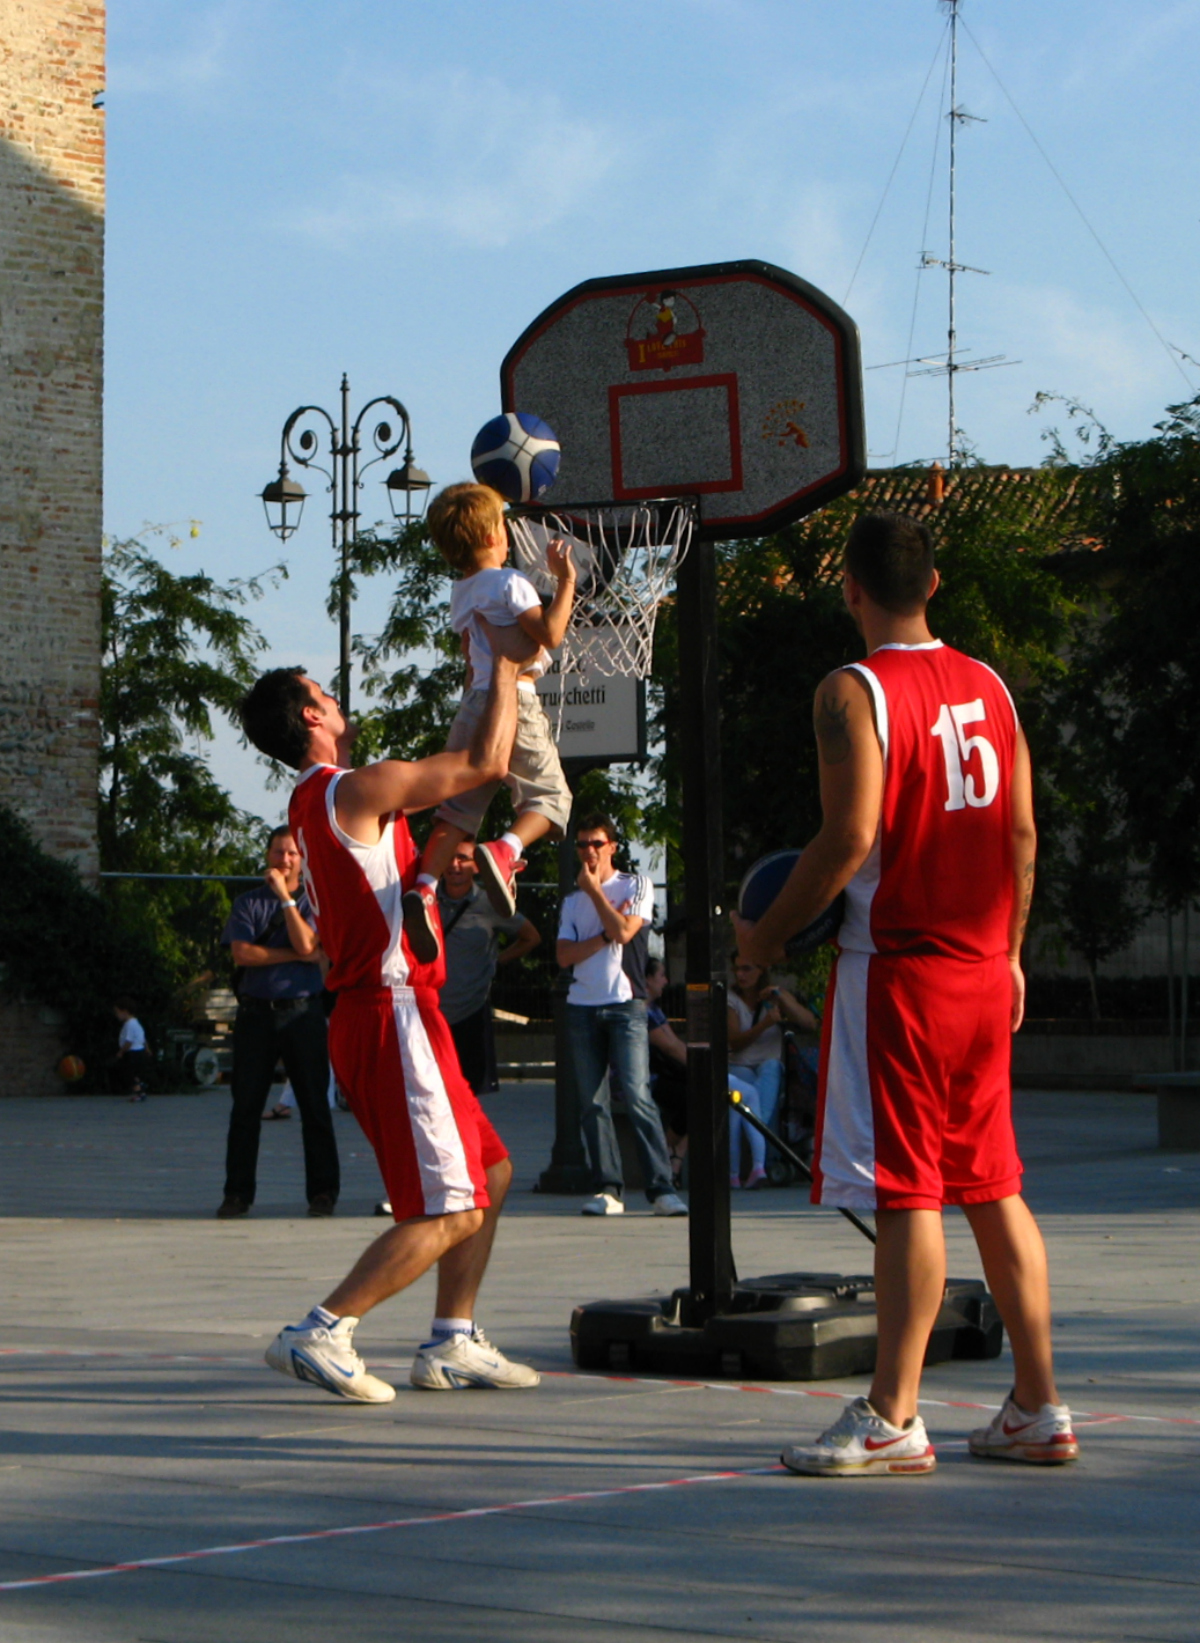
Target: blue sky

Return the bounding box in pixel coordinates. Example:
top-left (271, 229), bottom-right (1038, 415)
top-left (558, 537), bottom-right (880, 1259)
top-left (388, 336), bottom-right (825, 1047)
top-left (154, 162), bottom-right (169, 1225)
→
top-left (104, 0), bottom-right (1200, 823)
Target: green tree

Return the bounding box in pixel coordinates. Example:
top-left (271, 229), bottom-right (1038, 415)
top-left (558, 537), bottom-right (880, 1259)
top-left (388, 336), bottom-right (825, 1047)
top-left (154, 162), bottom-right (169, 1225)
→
top-left (0, 803), bottom-right (170, 1087)
top-left (340, 521), bottom-right (463, 766)
top-left (1068, 396), bottom-right (1200, 911)
top-left (101, 528), bottom-right (282, 987)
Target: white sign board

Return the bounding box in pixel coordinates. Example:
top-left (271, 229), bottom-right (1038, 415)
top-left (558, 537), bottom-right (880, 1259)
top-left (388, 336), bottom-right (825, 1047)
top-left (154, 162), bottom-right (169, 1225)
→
top-left (535, 647), bottom-right (645, 765)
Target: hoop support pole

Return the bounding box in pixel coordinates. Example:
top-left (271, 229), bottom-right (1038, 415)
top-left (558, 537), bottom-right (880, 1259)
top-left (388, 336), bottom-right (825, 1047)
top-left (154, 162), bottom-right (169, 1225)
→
top-left (537, 768), bottom-right (608, 1194)
top-left (676, 537), bottom-right (734, 1321)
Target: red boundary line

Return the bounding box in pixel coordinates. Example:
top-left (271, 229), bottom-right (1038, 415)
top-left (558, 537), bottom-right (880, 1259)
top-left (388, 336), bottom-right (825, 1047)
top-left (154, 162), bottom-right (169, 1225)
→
top-left (0, 1466), bottom-right (779, 1594)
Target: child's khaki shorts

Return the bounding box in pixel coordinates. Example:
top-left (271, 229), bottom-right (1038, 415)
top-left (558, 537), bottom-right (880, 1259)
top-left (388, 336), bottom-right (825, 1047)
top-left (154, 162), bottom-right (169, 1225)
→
top-left (435, 687), bottom-right (572, 839)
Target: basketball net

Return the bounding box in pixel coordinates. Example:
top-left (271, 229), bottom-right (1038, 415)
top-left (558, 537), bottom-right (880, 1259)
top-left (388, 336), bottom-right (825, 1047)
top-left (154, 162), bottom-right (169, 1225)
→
top-left (506, 497), bottom-right (696, 681)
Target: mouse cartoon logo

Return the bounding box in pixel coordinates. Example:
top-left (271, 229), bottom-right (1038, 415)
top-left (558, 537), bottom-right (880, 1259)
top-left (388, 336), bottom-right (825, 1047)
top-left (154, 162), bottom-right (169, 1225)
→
top-left (624, 288), bottom-right (706, 372)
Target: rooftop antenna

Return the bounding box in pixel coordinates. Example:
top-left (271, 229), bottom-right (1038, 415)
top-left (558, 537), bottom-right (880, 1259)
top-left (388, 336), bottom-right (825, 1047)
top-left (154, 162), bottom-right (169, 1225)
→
top-left (917, 0), bottom-right (1017, 466)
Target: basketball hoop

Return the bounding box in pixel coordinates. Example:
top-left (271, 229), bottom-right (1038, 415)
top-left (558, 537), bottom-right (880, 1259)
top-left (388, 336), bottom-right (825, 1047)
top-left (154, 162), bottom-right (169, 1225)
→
top-left (506, 496), bottom-right (696, 680)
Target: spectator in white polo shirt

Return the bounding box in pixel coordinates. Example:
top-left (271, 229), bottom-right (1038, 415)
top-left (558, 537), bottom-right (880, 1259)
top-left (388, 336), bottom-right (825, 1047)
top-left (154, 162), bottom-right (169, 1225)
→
top-left (556, 813), bottom-right (687, 1219)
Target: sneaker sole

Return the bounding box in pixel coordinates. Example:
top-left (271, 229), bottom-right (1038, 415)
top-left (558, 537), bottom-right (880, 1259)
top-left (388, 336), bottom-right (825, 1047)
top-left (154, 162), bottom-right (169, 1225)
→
top-left (474, 848), bottom-right (516, 917)
top-left (781, 1449), bottom-right (937, 1477)
top-left (410, 1367), bottom-right (541, 1391)
top-left (401, 892), bottom-right (442, 965)
top-left (969, 1437), bottom-right (1079, 1464)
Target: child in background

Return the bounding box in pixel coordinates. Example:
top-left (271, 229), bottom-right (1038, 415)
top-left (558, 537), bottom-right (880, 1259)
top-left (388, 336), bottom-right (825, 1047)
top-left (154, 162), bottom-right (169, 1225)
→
top-left (402, 482), bottom-right (575, 962)
top-left (113, 997), bottom-right (149, 1102)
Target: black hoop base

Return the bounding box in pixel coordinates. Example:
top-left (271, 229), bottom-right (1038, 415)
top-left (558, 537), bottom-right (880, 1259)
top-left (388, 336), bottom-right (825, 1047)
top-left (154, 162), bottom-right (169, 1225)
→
top-left (570, 1275), bottom-right (1003, 1382)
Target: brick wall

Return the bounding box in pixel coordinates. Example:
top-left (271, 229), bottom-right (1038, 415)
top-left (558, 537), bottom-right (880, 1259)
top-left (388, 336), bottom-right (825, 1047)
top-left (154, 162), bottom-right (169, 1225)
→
top-left (0, 1000), bottom-right (73, 1097)
top-left (0, 0), bottom-right (105, 877)
top-left (0, 3), bottom-right (105, 1091)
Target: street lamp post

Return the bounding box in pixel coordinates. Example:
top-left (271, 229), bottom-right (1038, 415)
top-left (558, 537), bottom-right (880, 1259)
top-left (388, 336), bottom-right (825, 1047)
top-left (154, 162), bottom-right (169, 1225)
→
top-left (260, 373), bottom-right (432, 714)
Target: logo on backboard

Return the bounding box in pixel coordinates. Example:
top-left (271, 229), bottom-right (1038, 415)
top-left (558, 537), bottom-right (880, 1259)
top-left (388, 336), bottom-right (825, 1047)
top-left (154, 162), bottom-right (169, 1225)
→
top-left (625, 289), bottom-right (706, 372)
top-left (761, 399), bottom-right (809, 449)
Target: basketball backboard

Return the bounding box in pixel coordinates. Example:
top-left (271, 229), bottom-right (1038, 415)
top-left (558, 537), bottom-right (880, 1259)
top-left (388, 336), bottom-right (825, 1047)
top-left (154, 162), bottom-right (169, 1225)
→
top-left (501, 259), bottom-right (866, 541)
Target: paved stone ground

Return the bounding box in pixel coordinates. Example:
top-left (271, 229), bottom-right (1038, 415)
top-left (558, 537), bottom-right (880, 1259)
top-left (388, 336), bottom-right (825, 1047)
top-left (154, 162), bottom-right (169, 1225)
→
top-left (0, 1084), bottom-right (1196, 1641)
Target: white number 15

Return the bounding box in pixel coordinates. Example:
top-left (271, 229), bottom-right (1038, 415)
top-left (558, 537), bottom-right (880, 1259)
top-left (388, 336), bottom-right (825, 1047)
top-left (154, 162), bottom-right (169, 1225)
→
top-left (930, 699), bottom-right (999, 811)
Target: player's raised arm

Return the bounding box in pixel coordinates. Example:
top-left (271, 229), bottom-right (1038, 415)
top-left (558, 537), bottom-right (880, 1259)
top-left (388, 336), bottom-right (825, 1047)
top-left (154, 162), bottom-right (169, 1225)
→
top-left (515, 539), bottom-right (576, 652)
top-left (739, 668), bottom-right (883, 966)
top-left (1007, 728), bottom-right (1037, 1032)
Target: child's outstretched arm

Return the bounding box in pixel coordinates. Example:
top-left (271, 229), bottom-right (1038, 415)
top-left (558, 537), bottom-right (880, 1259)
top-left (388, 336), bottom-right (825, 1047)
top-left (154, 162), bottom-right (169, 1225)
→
top-left (516, 539), bottom-right (575, 652)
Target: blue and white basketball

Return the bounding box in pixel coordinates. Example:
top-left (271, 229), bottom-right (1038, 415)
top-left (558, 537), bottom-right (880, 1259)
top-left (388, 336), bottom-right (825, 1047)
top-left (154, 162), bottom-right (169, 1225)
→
top-left (470, 411), bottom-right (561, 504)
top-left (738, 849), bottom-right (845, 957)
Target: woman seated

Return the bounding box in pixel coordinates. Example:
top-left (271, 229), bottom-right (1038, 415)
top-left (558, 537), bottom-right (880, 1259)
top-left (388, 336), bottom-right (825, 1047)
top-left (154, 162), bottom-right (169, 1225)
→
top-left (728, 958), bottom-right (817, 1188)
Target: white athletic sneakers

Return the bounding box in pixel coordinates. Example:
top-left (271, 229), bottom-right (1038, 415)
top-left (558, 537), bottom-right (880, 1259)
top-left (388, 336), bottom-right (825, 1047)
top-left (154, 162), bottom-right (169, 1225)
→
top-left (969, 1393), bottom-right (1079, 1464)
top-left (265, 1315), bottom-right (396, 1403)
top-left (410, 1328), bottom-right (540, 1390)
top-left (652, 1191), bottom-right (689, 1217)
top-left (581, 1192), bottom-right (624, 1216)
top-left (781, 1396), bottom-right (937, 1477)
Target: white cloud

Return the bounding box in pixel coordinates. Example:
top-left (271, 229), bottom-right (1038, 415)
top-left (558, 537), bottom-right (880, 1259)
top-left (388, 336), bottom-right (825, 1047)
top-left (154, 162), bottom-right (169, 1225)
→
top-left (108, 4), bottom-right (241, 96)
top-left (992, 282), bottom-right (1190, 409)
top-left (283, 70), bottom-right (622, 250)
top-left (773, 182), bottom-right (861, 306)
top-left (1059, 1), bottom-right (1200, 96)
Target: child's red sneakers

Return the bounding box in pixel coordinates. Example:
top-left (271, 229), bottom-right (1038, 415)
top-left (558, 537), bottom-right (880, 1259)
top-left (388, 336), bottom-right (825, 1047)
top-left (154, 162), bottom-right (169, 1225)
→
top-left (401, 882), bottom-right (442, 964)
top-left (475, 839), bottom-right (520, 916)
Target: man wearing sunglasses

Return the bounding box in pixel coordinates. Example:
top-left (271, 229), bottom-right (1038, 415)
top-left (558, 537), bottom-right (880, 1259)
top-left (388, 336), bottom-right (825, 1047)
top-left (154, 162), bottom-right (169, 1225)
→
top-left (557, 813), bottom-right (687, 1217)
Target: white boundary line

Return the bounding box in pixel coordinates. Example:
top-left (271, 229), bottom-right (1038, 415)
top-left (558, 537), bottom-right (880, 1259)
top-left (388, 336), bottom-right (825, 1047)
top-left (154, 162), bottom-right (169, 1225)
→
top-left (545, 1370), bottom-right (1200, 1430)
top-left (545, 1366), bottom-right (1196, 1432)
top-left (0, 1466), bottom-right (779, 1594)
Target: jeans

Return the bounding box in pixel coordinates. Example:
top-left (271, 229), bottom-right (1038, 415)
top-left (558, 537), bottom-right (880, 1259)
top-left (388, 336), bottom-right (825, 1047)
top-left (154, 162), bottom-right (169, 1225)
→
top-left (450, 1004), bottom-right (499, 1096)
top-left (728, 1061), bottom-right (784, 1177)
top-left (567, 1000), bottom-right (675, 1202)
top-left (224, 998), bottom-right (340, 1205)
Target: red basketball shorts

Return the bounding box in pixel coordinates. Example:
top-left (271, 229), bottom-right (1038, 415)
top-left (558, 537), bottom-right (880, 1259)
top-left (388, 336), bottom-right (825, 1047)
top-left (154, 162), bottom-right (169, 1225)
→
top-left (811, 950), bottom-right (1022, 1213)
top-left (329, 985), bottom-right (508, 1221)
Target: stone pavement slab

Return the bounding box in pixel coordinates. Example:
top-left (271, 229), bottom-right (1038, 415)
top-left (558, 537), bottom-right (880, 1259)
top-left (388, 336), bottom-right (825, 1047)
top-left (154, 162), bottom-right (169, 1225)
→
top-left (0, 1084), bottom-right (1196, 1641)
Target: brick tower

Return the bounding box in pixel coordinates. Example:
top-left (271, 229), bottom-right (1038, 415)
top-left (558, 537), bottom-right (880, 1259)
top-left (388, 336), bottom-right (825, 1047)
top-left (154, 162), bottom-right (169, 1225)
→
top-left (0, 0), bottom-right (105, 876)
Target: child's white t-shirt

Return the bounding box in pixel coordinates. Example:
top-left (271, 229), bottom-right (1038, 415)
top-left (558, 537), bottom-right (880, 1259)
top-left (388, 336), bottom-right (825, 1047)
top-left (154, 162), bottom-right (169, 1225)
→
top-left (449, 567), bottom-right (548, 691)
top-left (119, 1017), bottom-right (146, 1053)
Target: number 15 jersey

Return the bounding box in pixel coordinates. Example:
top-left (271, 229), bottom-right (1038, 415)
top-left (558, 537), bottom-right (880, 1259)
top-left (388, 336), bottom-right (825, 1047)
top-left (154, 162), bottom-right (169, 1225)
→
top-left (837, 640), bottom-right (1019, 961)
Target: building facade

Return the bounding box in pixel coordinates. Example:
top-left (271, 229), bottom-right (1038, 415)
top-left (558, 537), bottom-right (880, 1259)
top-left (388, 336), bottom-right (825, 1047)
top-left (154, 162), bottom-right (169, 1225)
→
top-left (0, 0), bottom-right (105, 875)
top-left (1, 2), bottom-right (105, 1092)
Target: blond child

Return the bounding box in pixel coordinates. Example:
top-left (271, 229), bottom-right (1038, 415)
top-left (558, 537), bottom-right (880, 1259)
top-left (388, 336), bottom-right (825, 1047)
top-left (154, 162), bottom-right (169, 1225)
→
top-left (402, 482), bottom-right (575, 961)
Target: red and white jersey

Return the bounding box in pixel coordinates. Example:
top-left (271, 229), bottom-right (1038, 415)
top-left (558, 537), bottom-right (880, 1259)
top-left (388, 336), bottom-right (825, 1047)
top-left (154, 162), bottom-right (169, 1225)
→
top-left (288, 764), bottom-right (445, 993)
top-left (838, 641), bottom-right (1019, 961)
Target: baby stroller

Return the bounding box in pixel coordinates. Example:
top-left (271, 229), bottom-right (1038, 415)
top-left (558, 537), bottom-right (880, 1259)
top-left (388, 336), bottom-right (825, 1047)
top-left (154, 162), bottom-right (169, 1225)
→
top-left (765, 1028), bottom-right (820, 1186)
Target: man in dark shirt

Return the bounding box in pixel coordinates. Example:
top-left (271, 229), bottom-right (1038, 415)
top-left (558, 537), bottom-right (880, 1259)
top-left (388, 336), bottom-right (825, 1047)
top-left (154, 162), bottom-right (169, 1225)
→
top-left (216, 825), bottom-right (340, 1219)
top-left (438, 838), bottom-right (540, 1095)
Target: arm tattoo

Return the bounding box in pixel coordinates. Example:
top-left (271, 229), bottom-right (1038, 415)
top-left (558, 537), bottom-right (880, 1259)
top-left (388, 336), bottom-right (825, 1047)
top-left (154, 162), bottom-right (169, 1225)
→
top-left (1014, 861), bottom-right (1034, 944)
top-left (815, 689), bottom-right (853, 765)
